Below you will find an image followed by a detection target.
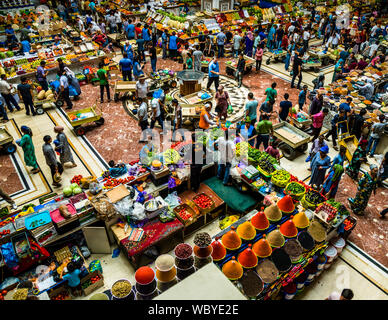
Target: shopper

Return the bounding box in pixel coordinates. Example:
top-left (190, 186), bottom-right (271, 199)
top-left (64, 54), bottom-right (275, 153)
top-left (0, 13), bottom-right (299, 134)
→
top-left (291, 50), bottom-right (303, 89)
top-left (136, 75), bottom-right (149, 100)
top-left (126, 19), bottom-right (135, 40)
top-left (193, 45), bottom-right (203, 72)
top-left (149, 92), bottom-right (164, 134)
top-left (233, 32), bottom-right (242, 58)
top-left (326, 289), bottom-right (354, 300)
top-left (136, 34), bottom-right (146, 62)
top-left (265, 82), bottom-right (277, 105)
top-left (255, 114), bottom-right (273, 150)
top-left (278, 93), bottom-right (292, 122)
top-left (366, 115), bottom-right (386, 157)
top-left (190, 133), bottom-right (206, 192)
top-left (137, 97), bottom-right (149, 142)
top-left (54, 126), bottom-right (77, 168)
top-left (215, 85), bottom-right (231, 121)
top-left (17, 77), bottom-right (36, 116)
top-left (325, 108), bottom-right (346, 151)
top-left (309, 91), bottom-right (323, 115)
top-left (310, 145), bottom-right (331, 189)
top-left (236, 53), bottom-right (245, 88)
top-left (133, 56), bottom-right (145, 80)
top-left (259, 100), bottom-right (274, 122)
top-left (206, 57), bottom-right (220, 92)
top-left (0, 74), bottom-right (21, 113)
top-left (0, 99), bottom-right (8, 122)
top-left (171, 99), bottom-right (185, 142)
top-left (238, 117), bottom-right (257, 147)
top-left (142, 24), bottom-right (152, 46)
top-left (161, 29), bottom-right (169, 59)
top-left (216, 30), bottom-right (226, 58)
top-left (216, 130), bottom-right (235, 186)
top-left (58, 71), bottom-right (73, 109)
top-left (244, 31), bottom-right (254, 57)
top-left (0, 186), bottom-right (17, 210)
top-left (199, 102), bottom-right (216, 130)
top-left (346, 139), bottom-right (368, 180)
top-left (311, 108), bottom-right (329, 141)
top-left (42, 135), bottom-right (63, 187)
top-left (265, 139), bottom-right (281, 163)
top-left (119, 53), bottom-right (133, 81)
top-left (348, 164), bottom-right (378, 216)
top-left (255, 44), bottom-right (264, 72)
top-left (97, 62), bottom-right (111, 103)
top-left (169, 32), bottom-right (178, 60)
top-left (185, 52), bottom-right (193, 70)
top-left (16, 126), bottom-right (39, 174)
top-left (308, 135), bottom-right (327, 170)
top-left (61, 262), bottom-right (82, 297)
top-left (245, 92), bottom-right (258, 126)
top-left (298, 85), bottom-right (309, 109)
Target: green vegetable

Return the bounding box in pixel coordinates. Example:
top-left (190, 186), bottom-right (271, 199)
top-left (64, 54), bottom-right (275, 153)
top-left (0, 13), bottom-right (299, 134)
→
top-left (63, 187), bottom-right (73, 197)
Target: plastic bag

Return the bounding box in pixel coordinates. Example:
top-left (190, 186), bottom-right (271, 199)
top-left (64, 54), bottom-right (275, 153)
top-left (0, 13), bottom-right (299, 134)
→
top-left (163, 191), bottom-right (181, 208)
top-left (113, 196), bottom-right (134, 216)
top-left (131, 202), bottom-right (146, 221)
top-left (227, 104), bottom-right (233, 114)
top-left (89, 182), bottom-right (102, 195)
top-left (175, 166), bottom-right (190, 181)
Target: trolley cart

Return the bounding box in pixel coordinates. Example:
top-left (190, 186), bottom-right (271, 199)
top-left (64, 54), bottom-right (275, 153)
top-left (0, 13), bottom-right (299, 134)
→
top-left (302, 58), bottom-right (322, 73)
top-left (181, 104), bottom-right (202, 129)
top-left (66, 101), bottom-right (104, 136)
top-left (287, 110), bottom-right (312, 130)
top-left (148, 70), bottom-right (177, 91)
top-left (337, 120), bottom-right (358, 162)
top-left (272, 122), bottom-right (311, 160)
top-left (265, 49), bottom-right (287, 65)
top-left (0, 126), bottom-right (16, 154)
top-left (33, 93), bottom-right (59, 115)
top-left (113, 80), bottom-right (137, 102)
top-left (180, 90), bottom-right (213, 105)
top-left (225, 55), bottom-right (255, 76)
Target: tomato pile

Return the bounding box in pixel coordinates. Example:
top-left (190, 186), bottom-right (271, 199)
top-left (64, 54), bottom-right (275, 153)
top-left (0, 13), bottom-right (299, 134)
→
top-left (0, 229), bottom-right (11, 238)
top-left (193, 194), bottom-right (213, 209)
top-left (0, 290), bottom-right (7, 300)
top-left (71, 175), bottom-right (83, 185)
top-left (81, 274), bottom-right (102, 289)
top-left (176, 207), bottom-right (192, 221)
top-left (37, 230), bottom-right (54, 243)
top-left (129, 160), bottom-right (139, 166)
top-left (51, 291), bottom-right (70, 300)
top-left (102, 176), bottom-right (135, 188)
top-left (343, 218), bottom-right (354, 231)
top-left (0, 217), bottom-right (14, 228)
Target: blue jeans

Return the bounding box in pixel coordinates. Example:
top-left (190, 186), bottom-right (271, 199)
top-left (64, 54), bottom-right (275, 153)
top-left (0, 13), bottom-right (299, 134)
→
top-left (122, 70), bottom-right (132, 81)
top-left (2, 94), bottom-right (20, 112)
top-left (162, 43), bottom-right (167, 59)
top-left (150, 115), bottom-right (164, 132)
top-left (217, 162), bottom-right (231, 185)
top-left (233, 49), bottom-right (239, 58)
top-left (151, 58), bottom-right (157, 73)
top-left (217, 44), bottom-right (224, 58)
top-left (367, 137), bottom-right (380, 156)
top-left (256, 134), bottom-right (269, 150)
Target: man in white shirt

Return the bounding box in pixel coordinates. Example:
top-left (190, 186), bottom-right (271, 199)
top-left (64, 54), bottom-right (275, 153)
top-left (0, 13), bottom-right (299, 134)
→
top-left (76, 17), bottom-right (85, 32)
top-left (0, 74), bottom-right (21, 113)
top-left (106, 12), bottom-right (117, 33)
top-left (326, 289), bottom-right (354, 300)
top-left (136, 76), bottom-right (149, 99)
top-left (233, 32), bottom-right (242, 58)
top-left (216, 130), bottom-right (235, 185)
top-left (58, 71), bottom-right (73, 109)
top-left (114, 10), bottom-right (122, 32)
top-left (302, 27), bottom-right (310, 53)
top-left (368, 41), bottom-right (379, 58)
top-left (148, 92), bottom-right (164, 133)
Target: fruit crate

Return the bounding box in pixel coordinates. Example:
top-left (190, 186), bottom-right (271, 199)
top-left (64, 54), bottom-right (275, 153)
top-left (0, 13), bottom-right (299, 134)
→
top-left (81, 270), bottom-right (104, 296)
top-left (173, 204), bottom-right (197, 226)
top-left (314, 202), bottom-right (338, 227)
top-left (192, 193), bottom-right (215, 215)
top-left (48, 285), bottom-right (72, 300)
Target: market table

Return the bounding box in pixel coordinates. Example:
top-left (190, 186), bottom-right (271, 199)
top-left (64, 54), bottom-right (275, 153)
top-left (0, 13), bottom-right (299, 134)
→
top-left (155, 262), bottom-right (247, 300)
top-left (113, 217), bottom-right (184, 269)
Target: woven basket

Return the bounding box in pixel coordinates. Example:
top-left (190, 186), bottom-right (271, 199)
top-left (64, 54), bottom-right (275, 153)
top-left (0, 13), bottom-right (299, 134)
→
top-left (284, 182), bottom-right (306, 201)
top-left (271, 172), bottom-right (290, 188)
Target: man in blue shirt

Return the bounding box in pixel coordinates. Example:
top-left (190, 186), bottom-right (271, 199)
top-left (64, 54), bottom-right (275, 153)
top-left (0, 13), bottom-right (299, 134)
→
top-left (161, 29), bottom-right (168, 59)
top-left (136, 35), bottom-right (146, 62)
top-left (216, 31), bottom-right (226, 58)
top-left (245, 92), bottom-right (258, 125)
top-left (339, 97), bottom-right (353, 118)
top-left (169, 32), bottom-right (178, 60)
top-left (206, 57), bottom-right (220, 92)
top-left (119, 53), bottom-right (133, 81)
top-left (126, 19), bottom-right (135, 40)
top-left (20, 39), bottom-right (31, 54)
top-left (142, 25), bottom-right (151, 44)
top-left (298, 85), bottom-right (308, 109)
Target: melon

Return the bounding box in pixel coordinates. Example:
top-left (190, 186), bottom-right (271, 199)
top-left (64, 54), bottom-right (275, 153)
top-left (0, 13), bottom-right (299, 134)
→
top-left (6, 51), bottom-right (14, 57)
top-left (0, 52), bottom-right (5, 59)
top-left (37, 90), bottom-right (45, 100)
top-left (44, 89), bottom-right (53, 98)
top-left (70, 183), bottom-right (79, 190)
top-left (63, 186), bottom-right (73, 197)
top-left (73, 186), bottom-right (82, 195)
top-left (46, 94), bottom-right (54, 100)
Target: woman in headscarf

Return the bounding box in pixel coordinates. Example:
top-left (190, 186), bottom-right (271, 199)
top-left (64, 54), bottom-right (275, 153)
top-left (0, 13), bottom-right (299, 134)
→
top-left (332, 58), bottom-right (344, 82)
top-left (244, 31), bottom-right (254, 57)
top-left (348, 164), bottom-right (379, 216)
top-left (215, 85), bottom-right (231, 121)
top-left (58, 58), bottom-right (81, 97)
top-left (346, 139), bottom-right (368, 180)
top-left (357, 78), bottom-right (374, 100)
top-left (54, 126), bottom-right (77, 168)
top-left (310, 145), bottom-right (331, 189)
top-left (332, 146), bottom-right (346, 167)
top-left (17, 126), bottom-right (39, 174)
top-left (321, 164), bottom-right (344, 199)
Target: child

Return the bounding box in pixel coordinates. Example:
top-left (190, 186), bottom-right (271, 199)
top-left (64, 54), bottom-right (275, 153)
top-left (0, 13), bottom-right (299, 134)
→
top-left (265, 139), bottom-right (281, 163)
top-left (61, 262), bottom-right (82, 297)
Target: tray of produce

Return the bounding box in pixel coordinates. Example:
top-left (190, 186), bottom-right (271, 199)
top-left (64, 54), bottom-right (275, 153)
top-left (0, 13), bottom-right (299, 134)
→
top-left (192, 193), bottom-right (215, 215)
top-left (174, 204), bottom-right (197, 226)
top-left (270, 169), bottom-right (290, 188)
top-left (284, 181), bottom-right (306, 200)
top-left (257, 157), bottom-right (276, 178)
top-left (301, 189), bottom-right (326, 210)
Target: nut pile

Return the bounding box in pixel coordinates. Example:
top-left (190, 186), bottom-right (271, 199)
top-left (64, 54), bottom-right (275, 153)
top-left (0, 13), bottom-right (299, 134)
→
top-left (193, 232), bottom-right (211, 247)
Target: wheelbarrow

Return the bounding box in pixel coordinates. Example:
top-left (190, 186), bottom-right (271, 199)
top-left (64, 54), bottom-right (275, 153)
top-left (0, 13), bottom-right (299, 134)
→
top-left (337, 120), bottom-right (358, 162)
top-left (0, 126), bottom-right (16, 154)
top-left (66, 101), bottom-right (104, 136)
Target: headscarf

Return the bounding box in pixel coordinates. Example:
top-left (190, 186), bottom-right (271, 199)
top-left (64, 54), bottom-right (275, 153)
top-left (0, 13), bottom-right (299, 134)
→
top-left (21, 125), bottom-right (32, 136)
top-left (370, 164), bottom-right (378, 170)
top-left (320, 145), bottom-right (329, 154)
top-left (247, 31), bottom-right (254, 41)
top-left (332, 164), bottom-right (344, 181)
top-left (54, 126), bottom-right (64, 133)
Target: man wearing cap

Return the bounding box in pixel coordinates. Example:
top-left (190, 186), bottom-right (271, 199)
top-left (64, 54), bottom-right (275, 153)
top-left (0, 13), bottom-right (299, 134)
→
top-left (207, 57), bottom-right (220, 92)
top-left (54, 126), bottom-right (77, 168)
top-left (136, 75), bottom-right (149, 100)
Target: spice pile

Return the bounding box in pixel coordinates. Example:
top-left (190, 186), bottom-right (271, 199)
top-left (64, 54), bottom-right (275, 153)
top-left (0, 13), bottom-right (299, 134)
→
top-left (175, 243), bottom-right (193, 259)
top-left (194, 232), bottom-right (212, 247)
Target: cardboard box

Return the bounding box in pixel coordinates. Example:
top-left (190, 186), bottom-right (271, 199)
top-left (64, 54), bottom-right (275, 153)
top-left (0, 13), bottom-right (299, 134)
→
top-left (48, 285), bottom-right (72, 300)
top-left (81, 270), bottom-right (104, 296)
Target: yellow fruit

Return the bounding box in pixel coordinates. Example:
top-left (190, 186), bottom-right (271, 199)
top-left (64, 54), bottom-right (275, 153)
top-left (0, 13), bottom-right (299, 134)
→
top-left (44, 89), bottom-right (52, 98)
top-left (46, 94), bottom-right (54, 100)
top-left (37, 90), bottom-right (45, 100)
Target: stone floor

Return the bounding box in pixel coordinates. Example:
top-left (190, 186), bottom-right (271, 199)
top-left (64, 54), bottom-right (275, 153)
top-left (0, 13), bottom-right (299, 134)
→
top-left (0, 153), bottom-right (23, 195)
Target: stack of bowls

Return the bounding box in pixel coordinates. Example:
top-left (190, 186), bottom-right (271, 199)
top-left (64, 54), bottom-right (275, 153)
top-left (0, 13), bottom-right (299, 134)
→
top-left (194, 244), bottom-right (213, 269)
top-left (155, 254), bottom-right (177, 292)
top-left (174, 243), bottom-right (195, 280)
top-left (111, 279), bottom-right (135, 300)
top-left (135, 266), bottom-right (158, 300)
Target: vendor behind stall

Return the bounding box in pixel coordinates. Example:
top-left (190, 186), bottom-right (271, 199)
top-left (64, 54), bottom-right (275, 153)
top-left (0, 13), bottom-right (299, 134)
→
top-left (238, 117), bottom-right (257, 147)
top-left (61, 262), bottom-right (82, 297)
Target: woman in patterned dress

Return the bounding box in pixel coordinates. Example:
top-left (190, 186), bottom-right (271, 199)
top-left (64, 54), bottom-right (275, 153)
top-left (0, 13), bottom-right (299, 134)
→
top-left (348, 164), bottom-right (379, 215)
top-left (17, 126), bottom-right (39, 174)
top-left (345, 139), bottom-right (368, 180)
top-left (54, 126), bottom-right (77, 168)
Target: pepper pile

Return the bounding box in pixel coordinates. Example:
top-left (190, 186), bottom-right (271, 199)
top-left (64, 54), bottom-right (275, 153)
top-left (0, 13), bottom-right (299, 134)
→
top-left (343, 218), bottom-right (354, 231)
top-left (285, 181), bottom-right (305, 195)
top-left (305, 189), bottom-right (326, 205)
top-left (70, 175), bottom-right (83, 185)
top-left (81, 274), bottom-right (102, 289)
top-left (176, 207), bottom-right (193, 221)
top-left (0, 229), bottom-right (11, 237)
top-left (257, 157), bottom-right (276, 174)
top-left (247, 147), bottom-right (262, 163)
top-left (37, 230), bottom-right (54, 243)
top-left (102, 176), bottom-right (135, 188)
top-left (0, 290), bottom-right (7, 301)
top-left (193, 194), bottom-right (213, 209)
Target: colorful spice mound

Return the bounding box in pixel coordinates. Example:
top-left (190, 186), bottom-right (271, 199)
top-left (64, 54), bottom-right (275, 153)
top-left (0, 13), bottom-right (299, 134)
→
top-left (271, 248), bottom-right (292, 272)
top-left (256, 259), bottom-right (279, 283)
top-left (237, 244), bottom-right (258, 268)
top-left (236, 221), bottom-right (256, 240)
top-left (211, 238), bottom-right (227, 261)
top-left (279, 216), bottom-right (298, 238)
top-left (112, 280), bottom-right (132, 298)
top-left (174, 243), bottom-right (193, 259)
top-left (221, 227), bottom-right (242, 250)
top-left (277, 195), bottom-right (295, 214)
top-left (297, 231), bottom-right (315, 251)
top-left (307, 220), bottom-right (327, 243)
top-left (135, 266), bottom-right (155, 285)
top-left (293, 211), bottom-right (310, 229)
top-left (194, 232), bottom-right (212, 247)
top-left (251, 208), bottom-right (269, 230)
top-left (267, 226), bottom-right (285, 248)
top-left (221, 257), bottom-right (243, 280)
top-left (252, 235), bottom-right (272, 258)
top-left (264, 203), bottom-right (282, 222)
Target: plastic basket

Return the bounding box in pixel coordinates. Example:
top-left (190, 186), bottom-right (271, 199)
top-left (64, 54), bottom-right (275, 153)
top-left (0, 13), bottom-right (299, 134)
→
top-left (256, 165), bottom-right (272, 178)
top-left (284, 182), bottom-right (306, 201)
top-left (301, 191), bottom-right (325, 210)
top-left (271, 170), bottom-right (290, 188)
